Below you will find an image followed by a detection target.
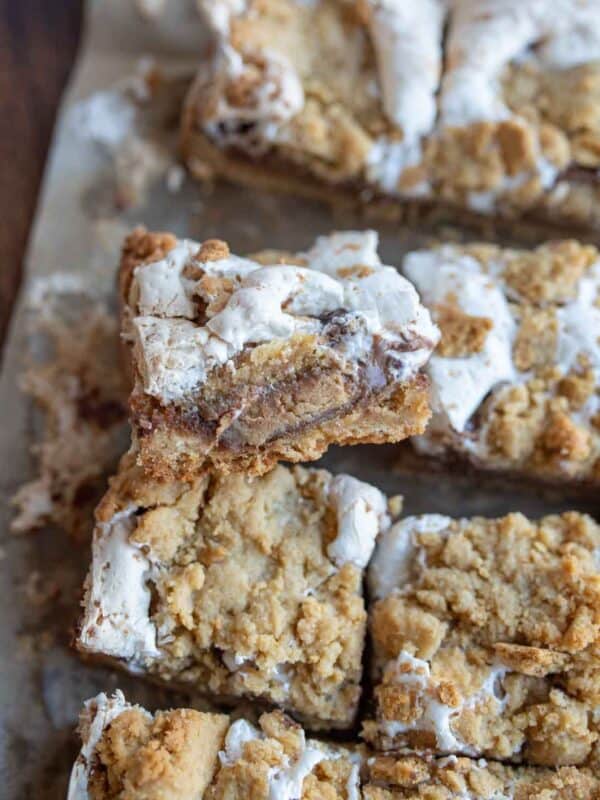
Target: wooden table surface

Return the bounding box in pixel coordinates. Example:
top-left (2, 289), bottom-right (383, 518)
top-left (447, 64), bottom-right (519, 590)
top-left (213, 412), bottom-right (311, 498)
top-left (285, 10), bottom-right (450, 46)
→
top-left (0, 0), bottom-right (83, 352)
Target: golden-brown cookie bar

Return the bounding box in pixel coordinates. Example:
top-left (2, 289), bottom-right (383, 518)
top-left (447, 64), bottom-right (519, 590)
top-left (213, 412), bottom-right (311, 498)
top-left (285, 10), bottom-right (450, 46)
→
top-left (183, 0), bottom-right (600, 232)
top-left (119, 228), bottom-right (437, 481)
top-left (402, 240), bottom-right (600, 489)
top-left (362, 754), bottom-right (600, 799)
top-left (363, 512), bottom-right (600, 766)
top-left (67, 693), bottom-right (361, 800)
top-left (75, 454), bottom-right (391, 730)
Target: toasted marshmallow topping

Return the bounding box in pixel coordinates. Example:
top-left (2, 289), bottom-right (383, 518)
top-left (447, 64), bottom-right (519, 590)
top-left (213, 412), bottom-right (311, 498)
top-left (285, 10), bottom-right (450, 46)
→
top-left (442, 0), bottom-right (600, 127)
top-left (192, 42), bottom-right (304, 153)
top-left (366, 0), bottom-right (445, 141)
top-left (68, 692), bottom-right (140, 800)
top-left (197, 0), bottom-right (248, 35)
top-left (403, 246), bottom-right (600, 461)
top-left (556, 261), bottom-right (600, 376)
top-left (130, 231), bottom-right (438, 404)
top-left (78, 510), bottom-right (159, 663)
top-left (197, 0), bottom-right (445, 147)
top-left (195, 0), bottom-right (303, 150)
top-left (193, 0), bottom-right (600, 211)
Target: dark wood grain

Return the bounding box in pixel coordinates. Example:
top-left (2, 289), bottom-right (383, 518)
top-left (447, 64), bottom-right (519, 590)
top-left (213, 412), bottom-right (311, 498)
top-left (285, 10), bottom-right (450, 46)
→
top-left (0, 0), bottom-right (83, 352)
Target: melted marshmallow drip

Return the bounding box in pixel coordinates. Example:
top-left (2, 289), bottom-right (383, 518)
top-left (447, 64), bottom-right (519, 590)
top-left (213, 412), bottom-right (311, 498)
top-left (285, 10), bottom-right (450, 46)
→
top-left (67, 692), bottom-right (145, 800)
top-left (79, 510), bottom-right (159, 663)
top-left (219, 719), bottom-right (332, 800)
top-left (382, 652), bottom-right (510, 754)
top-left (327, 473), bottom-right (390, 569)
top-left (368, 514), bottom-right (452, 600)
top-left (404, 248), bottom-right (517, 434)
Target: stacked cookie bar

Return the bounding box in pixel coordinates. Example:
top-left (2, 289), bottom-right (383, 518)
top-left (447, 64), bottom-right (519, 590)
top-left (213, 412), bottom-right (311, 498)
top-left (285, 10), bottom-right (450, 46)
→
top-left (67, 228), bottom-right (600, 798)
top-left (74, 228), bottom-right (437, 729)
top-left (118, 228), bottom-right (437, 479)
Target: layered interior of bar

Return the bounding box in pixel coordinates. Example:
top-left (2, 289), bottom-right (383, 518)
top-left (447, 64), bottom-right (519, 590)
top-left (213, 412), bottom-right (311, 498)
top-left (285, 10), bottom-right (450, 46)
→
top-left (402, 240), bottom-right (600, 487)
top-left (364, 512), bottom-right (600, 766)
top-left (362, 753), bottom-right (600, 799)
top-left (76, 453), bottom-right (391, 729)
top-left (67, 691), bottom-right (362, 800)
top-left (183, 0), bottom-right (600, 229)
top-left (120, 228), bottom-right (437, 480)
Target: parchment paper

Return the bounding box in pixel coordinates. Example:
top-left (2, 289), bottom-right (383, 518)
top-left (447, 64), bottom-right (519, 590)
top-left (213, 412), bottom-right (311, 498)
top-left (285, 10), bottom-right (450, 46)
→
top-left (1, 3), bottom-right (598, 797)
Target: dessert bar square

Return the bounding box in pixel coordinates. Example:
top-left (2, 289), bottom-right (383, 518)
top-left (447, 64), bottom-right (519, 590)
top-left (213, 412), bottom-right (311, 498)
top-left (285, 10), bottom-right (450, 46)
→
top-left (363, 754), bottom-right (599, 799)
top-left (68, 692), bottom-right (229, 800)
top-left (68, 694), bottom-right (600, 799)
top-left (68, 692), bottom-right (362, 800)
top-left (76, 455), bottom-right (391, 729)
top-left (364, 511), bottom-right (600, 766)
top-left (120, 228), bottom-right (438, 480)
top-left (402, 240), bottom-right (600, 489)
top-left (184, 1), bottom-right (600, 232)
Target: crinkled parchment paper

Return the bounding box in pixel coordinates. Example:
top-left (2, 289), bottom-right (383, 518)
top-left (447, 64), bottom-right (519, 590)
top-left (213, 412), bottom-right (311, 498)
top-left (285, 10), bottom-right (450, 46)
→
top-left (1, 2), bottom-right (598, 797)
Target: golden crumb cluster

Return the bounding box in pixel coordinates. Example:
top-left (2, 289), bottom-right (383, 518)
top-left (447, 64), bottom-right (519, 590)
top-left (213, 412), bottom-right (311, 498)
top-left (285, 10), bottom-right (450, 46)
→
top-left (366, 512), bottom-right (600, 766)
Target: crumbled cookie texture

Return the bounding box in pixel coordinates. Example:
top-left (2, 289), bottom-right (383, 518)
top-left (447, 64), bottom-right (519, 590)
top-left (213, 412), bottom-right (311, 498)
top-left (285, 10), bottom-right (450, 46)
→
top-left (207, 711), bottom-right (360, 800)
top-left (512, 307), bottom-right (558, 372)
top-left (363, 755), bottom-right (600, 800)
top-left (89, 707), bottom-right (227, 800)
top-left (120, 228), bottom-right (437, 481)
top-left (71, 694), bottom-right (600, 799)
top-left (69, 694), bottom-right (360, 800)
top-left (365, 512), bottom-right (600, 766)
top-left (404, 240), bottom-right (600, 487)
top-left (184, 0), bottom-right (600, 229)
top-left (12, 304), bottom-right (127, 539)
top-left (434, 303), bottom-right (493, 358)
top-left (501, 241), bottom-right (597, 305)
top-left (77, 457), bottom-right (391, 729)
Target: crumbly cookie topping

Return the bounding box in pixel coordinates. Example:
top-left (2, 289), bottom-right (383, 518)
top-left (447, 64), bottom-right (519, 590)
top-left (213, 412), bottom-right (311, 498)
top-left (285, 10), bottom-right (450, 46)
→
top-left (69, 696), bottom-right (361, 800)
top-left (365, 511), bottom-right (600, 764)
top-left (404, 241), bottom-right (600, 484)
top-left (208, 711), bottom-right (360, 800)
top-left (363, 755), bottom-right (600, 800)
top-left (68, 692), bottom-right (229, 800)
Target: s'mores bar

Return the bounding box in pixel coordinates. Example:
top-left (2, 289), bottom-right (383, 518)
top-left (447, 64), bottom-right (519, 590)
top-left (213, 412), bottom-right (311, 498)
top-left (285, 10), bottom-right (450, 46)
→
top-left (75, 455), bottom-right (391, 729)
top-left (403, 241), bottom-right (600, 489)
top-left (183, 0), bottom-right (600, 231)
top-left (67, 692), bottom-right (229, 800)
top-left (120, 228), bottom-right (437, 480)
top-left (68, 692), bottom-right (362, 799)
top-left (363, 754), bottom-right (600, 799)
top-left (68, 694), bottom-right (600, 799)
top-left (363, 512), bottom-right (600, 767)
